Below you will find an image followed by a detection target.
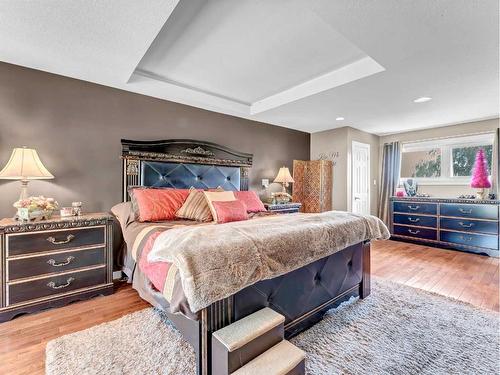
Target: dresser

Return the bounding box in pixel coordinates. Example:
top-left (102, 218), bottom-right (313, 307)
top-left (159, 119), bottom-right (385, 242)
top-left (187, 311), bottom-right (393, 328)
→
top-left (0, 213), bottom-right (114, 322)
top-left (390, 197), bottom-right (500, 257)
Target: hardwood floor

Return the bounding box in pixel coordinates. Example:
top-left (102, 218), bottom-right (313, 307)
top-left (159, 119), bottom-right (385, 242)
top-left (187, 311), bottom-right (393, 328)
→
top-left (372, 240), bottom-right (499, 312)
top-left (0, 283), bottom-right (150, 375)
top-left (0, 240), bottom-right (498, 375)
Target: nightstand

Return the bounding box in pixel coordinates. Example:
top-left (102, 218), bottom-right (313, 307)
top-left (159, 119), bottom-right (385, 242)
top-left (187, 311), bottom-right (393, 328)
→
top-left (0, 213), bottom-right (114, 322)
top-left (264, 202), bottom-right (302, 214)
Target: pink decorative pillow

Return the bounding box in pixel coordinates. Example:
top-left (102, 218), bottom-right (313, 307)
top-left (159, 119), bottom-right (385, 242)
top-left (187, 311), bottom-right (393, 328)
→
top-left (212, 200), bottom-right (249, 224)
top-left (234, 191), bottom-right (266, 213)
top-left (130, 188), bottom-right (190, 222)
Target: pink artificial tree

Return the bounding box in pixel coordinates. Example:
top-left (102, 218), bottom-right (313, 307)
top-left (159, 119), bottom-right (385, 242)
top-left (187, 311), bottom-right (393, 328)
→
top-left (470, 148), bottom-right (491, 199)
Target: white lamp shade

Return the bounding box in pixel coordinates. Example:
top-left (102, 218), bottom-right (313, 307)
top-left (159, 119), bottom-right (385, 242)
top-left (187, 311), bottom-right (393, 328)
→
top-left (0, 147), bottom-right (54, 180)
top-left (273, 167), bottom-right (294, 184)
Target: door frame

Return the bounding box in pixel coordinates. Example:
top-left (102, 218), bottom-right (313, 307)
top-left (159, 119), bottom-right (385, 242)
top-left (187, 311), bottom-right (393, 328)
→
top-left (349, 141), bottom-right (370, 214)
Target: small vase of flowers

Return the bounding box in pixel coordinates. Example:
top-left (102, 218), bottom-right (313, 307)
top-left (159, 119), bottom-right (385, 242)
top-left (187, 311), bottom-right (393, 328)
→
top-left (14, 196), bottom-right (59, 221)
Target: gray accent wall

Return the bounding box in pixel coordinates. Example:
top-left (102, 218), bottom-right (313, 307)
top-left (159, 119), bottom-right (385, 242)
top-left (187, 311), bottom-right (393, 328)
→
top-left (0, 63), bottom-right (310, 218)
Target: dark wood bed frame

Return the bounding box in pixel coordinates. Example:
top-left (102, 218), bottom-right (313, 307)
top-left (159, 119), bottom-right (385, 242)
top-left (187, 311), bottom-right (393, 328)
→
top-left (121, 139), bottom-right (371, 375)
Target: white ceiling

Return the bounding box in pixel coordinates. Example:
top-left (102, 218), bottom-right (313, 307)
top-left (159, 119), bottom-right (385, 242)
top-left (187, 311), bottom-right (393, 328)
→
top-left (0, 0), bottom-right (498, 134)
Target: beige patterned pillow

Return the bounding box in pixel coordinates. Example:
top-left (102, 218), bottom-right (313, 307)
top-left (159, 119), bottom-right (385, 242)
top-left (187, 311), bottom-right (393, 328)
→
top-left (176, 189), bottom-right (214, 222)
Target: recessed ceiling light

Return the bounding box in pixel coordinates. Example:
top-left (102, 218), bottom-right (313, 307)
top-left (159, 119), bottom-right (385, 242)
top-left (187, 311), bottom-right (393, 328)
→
top-left (336, 117), bottom-right (345, 121)
top-left (413, 97), bottom-right (432, 103)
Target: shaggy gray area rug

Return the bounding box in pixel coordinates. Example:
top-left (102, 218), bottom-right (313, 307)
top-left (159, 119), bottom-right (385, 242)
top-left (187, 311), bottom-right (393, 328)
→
top-left (46, 279), bottom-right (499, 375)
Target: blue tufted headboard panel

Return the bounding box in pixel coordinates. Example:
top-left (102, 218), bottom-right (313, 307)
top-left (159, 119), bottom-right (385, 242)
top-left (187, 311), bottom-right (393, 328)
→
top-left (141, 161), bottom-right (241, 191)
top-left (121, 139), bottom-right (253, 201)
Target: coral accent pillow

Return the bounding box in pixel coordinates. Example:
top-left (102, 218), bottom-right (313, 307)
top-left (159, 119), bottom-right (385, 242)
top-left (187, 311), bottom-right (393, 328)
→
top-left (176, 188), bottom-right (213, 222)
top-left (212, 200), bottom-right (249, 224)
top-left (131, 188), bottom-right (190, 222)
top-left (234, 191), bottom-right (266, 213)
top-left (203, 191), bottom-right (236, 223)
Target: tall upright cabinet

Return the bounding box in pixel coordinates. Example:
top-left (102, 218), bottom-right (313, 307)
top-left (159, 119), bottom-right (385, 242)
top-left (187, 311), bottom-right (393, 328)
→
top-left (292, 160), bottom-right (333, 213)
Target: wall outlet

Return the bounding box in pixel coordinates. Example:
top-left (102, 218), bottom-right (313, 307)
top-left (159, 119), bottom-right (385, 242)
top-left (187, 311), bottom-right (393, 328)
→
top-left (262, 178), bottom-right (270, 188)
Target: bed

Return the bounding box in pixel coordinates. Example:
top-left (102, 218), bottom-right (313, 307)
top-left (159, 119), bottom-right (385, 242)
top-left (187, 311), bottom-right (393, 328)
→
top-left (114, 139), bottom-right (388, 375)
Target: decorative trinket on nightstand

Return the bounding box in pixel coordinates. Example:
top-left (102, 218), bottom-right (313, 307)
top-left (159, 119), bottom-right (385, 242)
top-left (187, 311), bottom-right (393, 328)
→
top-left (72, 201), bottom-right (83, 216)
top-left (13, 196), bottom-right (58, 221)
top-left (272, 191), bottom-right (292, 204)
top-left (60, 207), bottom-right (74, 217)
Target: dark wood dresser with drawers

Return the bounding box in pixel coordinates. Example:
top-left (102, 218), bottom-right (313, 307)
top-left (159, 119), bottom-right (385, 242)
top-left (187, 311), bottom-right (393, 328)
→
top-left (390, 197), bottom-right (500, 257)
top-left (0, 213), bottom-right (114, 322)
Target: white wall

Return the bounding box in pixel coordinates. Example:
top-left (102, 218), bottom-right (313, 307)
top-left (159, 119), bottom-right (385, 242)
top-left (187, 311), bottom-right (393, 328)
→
top-left (310, 126), bottom-right (379, 215)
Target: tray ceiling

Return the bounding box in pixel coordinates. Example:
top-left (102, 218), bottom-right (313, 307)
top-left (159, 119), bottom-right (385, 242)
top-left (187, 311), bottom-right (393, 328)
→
top-left (0, 0), bottom-right (497, 134)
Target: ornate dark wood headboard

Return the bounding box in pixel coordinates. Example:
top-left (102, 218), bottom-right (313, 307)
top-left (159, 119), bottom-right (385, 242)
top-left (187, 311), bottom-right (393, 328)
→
top-left (121, 139), bottom-right (253, 201)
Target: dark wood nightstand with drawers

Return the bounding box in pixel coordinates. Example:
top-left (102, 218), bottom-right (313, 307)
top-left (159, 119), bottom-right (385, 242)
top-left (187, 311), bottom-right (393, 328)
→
top-left (0, 213), bottom-right (114, 322)
top-left (264, 202), bottom-right (302, 214)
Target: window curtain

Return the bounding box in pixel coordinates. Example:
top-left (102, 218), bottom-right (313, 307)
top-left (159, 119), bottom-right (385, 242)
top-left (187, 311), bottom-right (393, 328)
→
top-left (491, 128), bottom-right (499, 196)
top-left (378, 141), bottom-right (401, 225)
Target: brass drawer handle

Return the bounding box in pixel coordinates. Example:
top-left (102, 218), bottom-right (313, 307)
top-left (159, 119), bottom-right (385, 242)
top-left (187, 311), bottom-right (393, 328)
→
top-left (408, 217), bottom-right (420, 222)
top-left (459, 208), bottom-right (472, 214)
top-left (46, 234), bottom-right (75, 245)
top-left (47, 256), bottom-right (75, 267)
top-left (408, 229), bottom-right (420, 235)
top-left (458, 222), bottom-right (474, 228)
top-left (47, 277), bottom-right (75, 290)
top-left (408, 205), bottom-right (420, 210)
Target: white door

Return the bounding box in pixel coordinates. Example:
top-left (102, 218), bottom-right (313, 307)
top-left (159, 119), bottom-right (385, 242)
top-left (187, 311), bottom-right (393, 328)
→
top-left (351, 141), bottom-right (370, 215)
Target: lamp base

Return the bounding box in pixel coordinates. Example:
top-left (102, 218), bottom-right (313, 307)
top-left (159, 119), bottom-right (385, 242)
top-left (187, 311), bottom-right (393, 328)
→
top-left (19, 179), bottom-right (29, 201)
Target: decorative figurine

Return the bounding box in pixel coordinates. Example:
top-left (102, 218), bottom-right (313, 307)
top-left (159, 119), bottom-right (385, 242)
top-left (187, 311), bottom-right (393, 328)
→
top-left (470, 148), bottom-right (491, 200)
top-left (403, 179), bottom-right (418, 197)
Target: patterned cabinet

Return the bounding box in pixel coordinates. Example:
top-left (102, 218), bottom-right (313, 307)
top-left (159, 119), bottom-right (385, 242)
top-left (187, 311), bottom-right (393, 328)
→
top-left (390, 197), bottom-right (500, 257)
top-left (0, 213), bottom-right (114, 322)
top-left (292, 160), bottom-right (333, 213)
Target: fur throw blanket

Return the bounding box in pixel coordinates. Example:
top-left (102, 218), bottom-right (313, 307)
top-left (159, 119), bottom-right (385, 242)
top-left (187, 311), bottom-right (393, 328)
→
top-left (149, 211), bottom-right (390, 312)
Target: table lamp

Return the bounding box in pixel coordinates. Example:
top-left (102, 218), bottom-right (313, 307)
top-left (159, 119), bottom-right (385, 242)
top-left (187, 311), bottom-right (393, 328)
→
top-left (0, 147), bottom-right (54, 201)
top-left (274, 166), bottom-right (294, 193)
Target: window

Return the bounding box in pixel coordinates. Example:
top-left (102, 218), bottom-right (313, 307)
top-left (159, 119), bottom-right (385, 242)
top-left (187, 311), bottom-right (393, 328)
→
top-left (452, 145), bottom-right (493, 177)
top-left (401, 148), bottom-right (441, 178)
top-left (401, 133), bottom-right (494, 184)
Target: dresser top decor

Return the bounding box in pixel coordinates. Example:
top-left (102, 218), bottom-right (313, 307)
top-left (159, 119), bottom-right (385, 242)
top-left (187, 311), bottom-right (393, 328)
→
top-left (0, 213), bottom-right (113, 234)
top-left (389, 197), bottom-right (500, 205)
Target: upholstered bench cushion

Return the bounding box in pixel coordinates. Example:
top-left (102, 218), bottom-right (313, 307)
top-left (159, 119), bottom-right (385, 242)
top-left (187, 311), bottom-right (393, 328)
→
top-left (231, 340), bottom-right (305, 375)
top-left (213, 307), bottom-right (285, 352)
